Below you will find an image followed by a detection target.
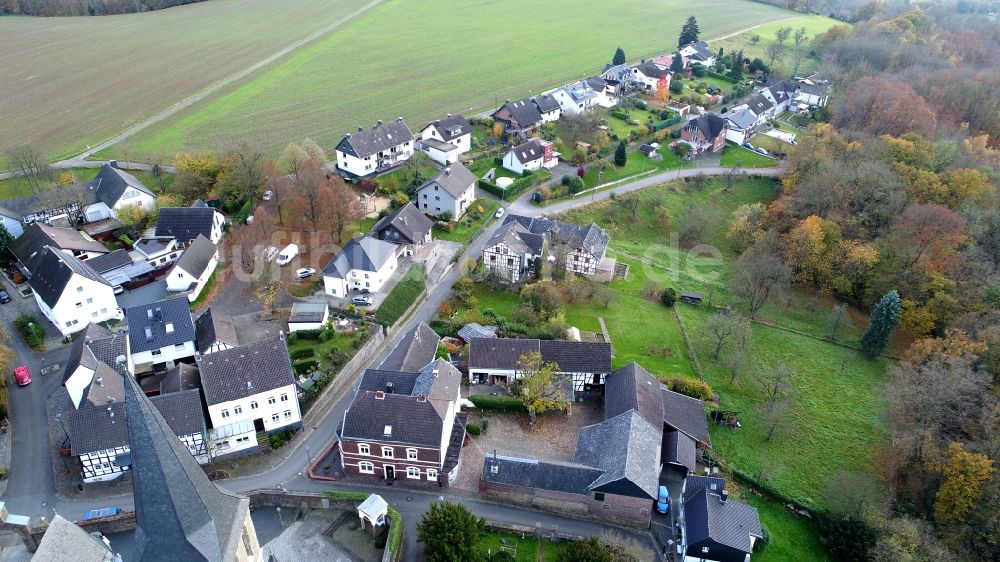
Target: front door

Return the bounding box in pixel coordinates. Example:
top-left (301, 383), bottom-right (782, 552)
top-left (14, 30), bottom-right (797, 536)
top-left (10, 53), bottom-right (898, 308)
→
top-left (253, 418), bottom-right (265, 433)
top-left (384, 465), bottom-right (395, 480)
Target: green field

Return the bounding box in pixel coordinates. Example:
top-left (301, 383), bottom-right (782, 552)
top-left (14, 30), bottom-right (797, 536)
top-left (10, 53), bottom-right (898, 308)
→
top-left (0, 0), bottom-right (377, 168)
top-left (713, 14), bottom-right (845, 77)
top-left (478, 532), bottom-right (567, 561)
top-left (0, 167), bottom-right (173, 200)
top-left (110, 0), bottom-right (804, 161)
top-left (720, 144), bottom-right (780, 168)
top-left (434, 199), bottom-right (499, 244)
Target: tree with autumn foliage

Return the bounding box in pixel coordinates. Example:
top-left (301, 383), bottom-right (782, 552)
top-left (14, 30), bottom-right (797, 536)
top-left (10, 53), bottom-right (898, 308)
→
top-left (512, 351), bottom-right (570, 424)
top-left (834, 77), bottom-right (937, 137)
top-left (654, 74), bottom-right (669, 102)
top-left (934, 442), bottom-right (994, 524)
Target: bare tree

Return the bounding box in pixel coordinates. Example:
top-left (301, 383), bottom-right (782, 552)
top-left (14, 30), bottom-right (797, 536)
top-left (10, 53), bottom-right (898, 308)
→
top-left (299, 138), bottom-right (327, 165)
top-left (706, 312), bottom-right (749, 360)
top-left (731, 232), bottom-right (791, 319)
top-left (318, 179), bottom-right (363, 245)
top-left (619, 195), bottom-right (640, 222)
top-left (793, 27), bottom-right (808, 49)
top-left (765, 44), bottom-right (784, 69)
top-left (232, 208), bottom-right (271, 275)
top-left (774, 26), bottom-right (792, 46)
top-left (292, 160), bottom-right (325, 231)
top-left (279, 143), bottom-right (308, 183)
top-left (827, 303), bottom-right (851, 341)
top-left (6, 145), bottom-right (50, 192)
top-left (253, 258), bottom-right (283, 319)
top-left (758, 363), bottom-right (793, 442)
top-left (722, 351), bottom-right (749, 384)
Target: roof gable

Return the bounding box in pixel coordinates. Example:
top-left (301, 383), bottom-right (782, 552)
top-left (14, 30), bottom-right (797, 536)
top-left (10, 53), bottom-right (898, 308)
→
top-left (322, 237), bottom-right (397, 278)
top-left (419, 165), bottom-right (477, 199)
top-left (88, 164), bottom-right (153, 207)
top-left (196, 336), bottom-right (295, 405)
top-left (423, 114), bottom-right (471, 142)
top-left (377, 321), bottom-right (440, 373)
top-left (154, 207), bottom-right (219, 241)
top-left (28, 246), bottom-right (109, 308)
top-left (370, 203), bottom-right (433, 245)
top-left (172, 234), bottom-right (217, 278)
top-left (336, 119), bottom-right (414, 159)
top-left (574, 410), bottom-right (661, 499)
top-left (125, 295), bottom-right (196, 353)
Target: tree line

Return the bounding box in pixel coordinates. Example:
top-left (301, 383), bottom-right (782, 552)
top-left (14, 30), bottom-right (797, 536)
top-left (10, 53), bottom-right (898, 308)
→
top-left (0, 0), bottom-right (205, 16)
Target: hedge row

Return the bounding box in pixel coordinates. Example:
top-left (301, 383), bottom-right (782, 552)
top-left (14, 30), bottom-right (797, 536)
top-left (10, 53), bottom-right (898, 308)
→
top-left (289, 348), bottom-right (315, 360)
top-left (478, 171), bottom-right (542, 200)
top-left (292, 360), bottom-right (318, 374)
top-left (374, 269), bottom-right (425, 325)
top-left (292, 328), bottom-right (323, 340)
top-left (651, 115), bottom-right (683, 131)
top-left (468, 394), bottom-right (527, 413)
top-left (706, 69), bottom-right (738, 84)
top-left (233, 199), bottom-right (254, 226)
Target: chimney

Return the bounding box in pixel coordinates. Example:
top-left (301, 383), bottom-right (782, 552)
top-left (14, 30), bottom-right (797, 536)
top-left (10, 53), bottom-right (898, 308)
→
top-left (444, 167), bottom-right (450, 176)
top-left (247, 381), bottom-right (253, 390)
top-left (416, 395), bottom-right (427, 402)
top-left (96, 377), bottom-right (104, 386)
top-left (109, 160), bottom-right (118, 169)
top-left (385, 382), bottom-right (394, 394)
top-left (401, 216), bottom-right (407, 225)
top-left (375, 391), bottom-right (385, 400)
top-left (720, 490), bottom-right (729, 504)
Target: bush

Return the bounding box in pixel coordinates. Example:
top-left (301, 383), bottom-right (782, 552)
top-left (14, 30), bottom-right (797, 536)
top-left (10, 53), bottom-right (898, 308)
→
top-left (669, 80), bottom-right (684, 94)
top-left (234, 199), bottom-right (254, 226)
top-left (13, 314), bottom-right (44, 349)
top-left (480, 418), bottom-right (489, 433)
top-left (286, 332), bottom-right (299, 344)
top-left (669, 377), bottom-right (713, 400)
top-left (633, 99), bottom-right (648, 110)
top-left (660, 288), bottom-right (677, 307)
top-left (374, 268), bottom-right (425, 325)
top-left (691, 63), bottom-right (708, 77)
top-left (294, 329), bottom-right (322, 340)
top-left (465, 422), bottom-right (481, 436)
top-left (670, 129), bottom-right (682, 139)
top-left (610, 108), bottom-right (630, 120)
top-left (293, 360), bottom-right (318, 374)
top-left (289, 348), bottom-right (314, 360)
top-left (469, 394), bottom-right (528, 413)
top-left (567, 176), bottom-right (585, 194)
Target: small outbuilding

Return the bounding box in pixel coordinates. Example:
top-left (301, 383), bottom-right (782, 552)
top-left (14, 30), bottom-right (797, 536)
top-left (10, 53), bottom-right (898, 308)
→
top-left (288, 302), bottom-right (330, 332)
top-left (357, 493), bottom-right (389, 533)
top-left (680, 291), bottom-right (704, 305)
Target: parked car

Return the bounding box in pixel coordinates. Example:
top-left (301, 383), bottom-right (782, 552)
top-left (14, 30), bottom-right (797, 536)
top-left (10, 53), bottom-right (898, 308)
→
top-left (276, 244), bottom-right (298, 266)
top-left (13, 365), bottom-right (31, 386)
top-left (112, 284), bottom-right (125, 295)
top-left (351, 295), bottom-right (373, 306)
top-left (755, 147), bottom-right (769, 155)
top-left (262, 190), bottom-right (273, 201)
top-left (656, 485), bottom-right (670, 514)
top-left (296, 268), bottom-right (316, 280)
top-left (0, 289), bottom-right (10, 304)
top-left (82, 507), bottom-right (120, 521)
top-left (495, 207), bottom-right (505, 219)
top-left (742, 142), bottom-right (754, 149)
top-left (358, 288), bottom-right (371, 294)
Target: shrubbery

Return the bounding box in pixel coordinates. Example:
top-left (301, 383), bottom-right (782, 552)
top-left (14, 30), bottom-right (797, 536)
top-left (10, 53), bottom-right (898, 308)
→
top-left (292, 360), bottom-right (318, 374)
top-left (669, 377), bottom-right (713, 400)
top-left (660, 288), bottom-right (677, 307)
top-left (469, 394), bottom-right (528, 413)
top-left (465, 422), bottom-right (481, 436)
top-left (14, 314), bottom-right (44, 349)
top-left (374, 268), bottom-right (425, 325)
top-left (289, 348), bottom-right (314, 360)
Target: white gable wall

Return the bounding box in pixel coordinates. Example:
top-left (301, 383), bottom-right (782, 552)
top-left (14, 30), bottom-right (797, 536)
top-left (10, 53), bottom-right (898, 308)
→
top-left (37, 273), bottom-right (120, 337)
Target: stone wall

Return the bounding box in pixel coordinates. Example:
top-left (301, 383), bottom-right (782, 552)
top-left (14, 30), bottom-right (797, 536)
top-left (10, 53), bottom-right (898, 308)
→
top-left (480, 479), bottom-right (651, 528)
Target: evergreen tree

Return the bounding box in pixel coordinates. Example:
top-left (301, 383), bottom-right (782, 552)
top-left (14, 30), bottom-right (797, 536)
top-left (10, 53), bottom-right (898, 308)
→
top-left (678, 16), bottom-right (700, 47)
top-left (417, 502), bottom-right (485, 562)
top-left (612, 46), bottom-right (626, 65)
top-left (669, 51), bottom-right (685, 74)
top-left (728, 49), bottom-right (745, 80)
top-left (614, 140), bottom-right (628, 167)
top-left (860, 290), bottom-right (901, 356)
top-left (0, 223), bottom-right (12, 266)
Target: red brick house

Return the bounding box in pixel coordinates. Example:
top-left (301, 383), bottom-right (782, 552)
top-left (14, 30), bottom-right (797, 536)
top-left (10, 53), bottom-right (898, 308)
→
top-left (337, 358), bottom-right (466, 486)
top-left (679, 113), bottom-right (728, 157)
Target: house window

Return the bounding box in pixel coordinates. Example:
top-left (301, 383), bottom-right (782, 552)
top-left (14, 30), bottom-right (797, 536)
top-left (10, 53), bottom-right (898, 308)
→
top-left (76, 302), bottom-right (83, 308)
top-left (271, 413), bottom-right (280, 423)
top-left (422, 193), bottom-right (427, 199)
top-left (86, 297), bottom-right (93, 304)
top-left (100, 308), bottom-right (108, 314)
top-left (221, 409), bottom-right (230, 419)
top-left (250, 401), bottom-right (258, 410)
top-left (77, 286), bottom-right (84, 293)
top-left (151, 350), bottom-right (162, 357)
top-left (284, 410), bottom-right (291, 420)
top-left (236, 436), bottom-right (250, 444)
top-left (427, 468), bottom-right (438, 480)
top-left (406, 449), bottom-right (418, 460)
top-left (406, 467), bottom-right (420, 479)
top-left (234, 406), bottom-right (242, 415)
top-left (594, 492), bottom-right (605, 502)
top-left (381, 447), bottom-right (394, 459)
top-left (358, 443), bottom-right (370, 455)
top-left (268, 396), bottom-right (276, 405)
top-left (281, 393), bottom-right (288, 402)
top-left (359, 461), bottom-right (374, 474)
top-left (91, 311), bottom-right (98, 318)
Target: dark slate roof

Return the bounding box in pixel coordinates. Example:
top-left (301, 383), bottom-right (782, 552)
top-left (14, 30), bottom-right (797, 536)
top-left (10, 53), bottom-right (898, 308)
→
top-left (85, 249), bottom-right (134, 274)
top-left (87, 164), bottom-right (154, 207)
top-left (125, 295), bottom-right (196, 354)
top-left (377, 321), bottom-right (440, 373)
top-left (484, 221), bottom-right (544, 256)
top-left (508, 139), bottom-right (546, 164)
top-left (532, 93), bottom-right (561, 114)
top-left (423, 114), bottom-right (471, 142)
top-left (322, 237), bottom-right (397, 278)
top-left (29, 247), bottom-right (110, 308)
top-left (124, 366), bottom-right (247, 562)
top-left (32, 514), bottom-right (113, 561)
top-left (370, 203), bottom-right (433, 245)
top-left (586, 76), bottom-right (610, 91)
top-left (634, 60), bottom-right (668, 79)
top-left (574, 410), bottom-right (662, 500)
top-left (661, 386), bottom-right (710, 445)
top-left (341, 360), bottom-right (461, 447)
top-left (666, 430), bottom-right (697, 474)
top-left (744, 93), bottom-right (774, 116)
top-left (10, 222), bottom-right (107, 273)
top-left (685, 475), bottom-right (726, 499)
top-left (63, 323), bottom-right (114, 383)
top-left (494, 99), bottom-right (542, 129)
top-left (68, 364), bottom-right (127, 454)
top-left (482, 454), bottom-right (603, 495)
top-left (154, 207), bottom-right (219, 241)
top-left (87, 330), bottom-right (128, 372)
top-left (468, 337), bottom-right (612, 373)
top-left (288, 302), bottom-right (328, 324)
top-left (358, 369), bottom-right (419, 396)
top-left (194, 308), bottom-right (238, 353)
top-left (685, 113), bottom-right (727, 139)
top-left (458, 323), bottom-right (497, 341)
top-left (172, 234), bottom-right (216, 278)
top-left (0, 184), bottom-right (96, 218)
top-left (604, 363), bottom-right (663, 428)
top-left (419, 165), bottom-right (477, 199)
top-left (502, 215), bottom-right (609, 260)
top-left (684, 485), bottom-right (763, 557)
top-left (160, 363), bottom-right (202, 394)
top-left (682, 40), bottom-right (713, 60)
top-left (335, 118), bottom-right (414, 159)
top-left (149, 388), bottom-right (207, 439)
top-left (725, 106), bottom-right (758, 130)
top-left (196, 336), bottom-right (295, 406)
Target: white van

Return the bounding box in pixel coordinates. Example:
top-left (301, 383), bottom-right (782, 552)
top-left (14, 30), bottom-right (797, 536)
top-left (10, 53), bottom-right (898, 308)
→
top-left (276, 244), bottom-right (299, 266)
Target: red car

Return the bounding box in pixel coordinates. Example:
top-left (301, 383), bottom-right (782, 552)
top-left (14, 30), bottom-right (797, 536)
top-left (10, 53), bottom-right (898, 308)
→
top-left (13, 365), bottom-right (31, 386)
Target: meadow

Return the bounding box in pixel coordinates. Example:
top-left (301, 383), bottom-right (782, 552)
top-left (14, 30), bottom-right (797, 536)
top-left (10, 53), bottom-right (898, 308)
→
top-left (713, 14), bottom-right (845, 77)
top-left (0, 0), bottom-right (377, 167)
top-left (110, 0), bottom-right (805, 161)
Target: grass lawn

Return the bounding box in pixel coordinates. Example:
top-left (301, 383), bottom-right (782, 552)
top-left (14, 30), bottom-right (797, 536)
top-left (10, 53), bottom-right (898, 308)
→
top-left (748, 494), bottom-right (831, 562)
top-left (434, 199), bottom-right (499, 244)
top-left (772, 120), bottom-right (802, 134)
top-left (712, 14), bottom-right (845, 77)
top-left (0, 167), bottom-right (174, 200)
top-left (697, 75), bottom-right (737, 96)
top-left (720, 144), bottom-right (779, 168)
top-left (578, 146), bottom-right (692, 190)
top-left (477, 532), bottom-right (566, 561)
top-left (113, 0), bottom-right (804, 161)
top-left (288, 330), bottom-right (364, 372)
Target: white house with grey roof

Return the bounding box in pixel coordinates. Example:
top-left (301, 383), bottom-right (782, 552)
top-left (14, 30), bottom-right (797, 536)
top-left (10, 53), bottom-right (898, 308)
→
top-left (287, 301), bottom-right (329, 333)
top-left (681, 475), bottom-right (763, 562)
top-left (155, 206), bottom-right (226, 245)
top-left (369, 202), bottom-right (433, 256)
top-left (9, 221), bottom-right (108, 276)
top-left (416, 165), bottom-right (477, 219)
top-left (196, 336), bottom-right (301, 459)
top-left (124, 295), bottom-right (197, 374)
top-left (679, 40), bottom-right (717, 67)
top-left (195, 307), bottom-right (238, 354)
top-left (335, 118), bottom-right (415, 178)
top-left (419, 114), bottom-right (472, 165)
top-left (322, 236), bottom-right (399, 298)
top-left (468, 337), bottom-right (612, 392)
top-left (166, 234), bottom-right (219, 301)
top-left (28, 246), bottom-right (120, 337)
top-left (501, 139), bottom-right (558, 175)
top-left (532, 93), bottom-right (562, 123)
top-left (82, 162), bottom-right (157, 221)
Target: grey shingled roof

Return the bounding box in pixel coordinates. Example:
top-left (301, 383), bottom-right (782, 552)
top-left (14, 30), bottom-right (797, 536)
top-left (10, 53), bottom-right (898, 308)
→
top-left (322, 236), bottom-right (397, 278)
top-left (484, 221), bottom-right (544, 257)
top-left (31, 515), bottom-right (113, 562)
top-left (502, 214), bottom-right (609, 260)
top-left (28, 247), bottom-right (110, 308)
top-left (419, 165), bottom-right (476, 199)
top-left (666, 430), bottom-right (697, 474)
top-left (604, 363), bottom-right (663, 428)
top-left (149, 388), bottom-right (207, 439)
top-left (725, 106), bottom-right (758, 130)
top-left (85, 249), bottom-right (134, 274)
top-left (154, 207), bottom-right (219, 242)
top-left (88, 164), bottom-right (154, 207)
top-left (0, 184), bottom-right (96, 219)
top-left (532, 93), bottom-right (561, 114)
top-left (68, 363), bottom-right (127, 454)
top-left (508, 139), bottom-right (546, 164)
top-left (377, 321), bottom-right (440, 373)
top-left (468, 337), bottom-right (612, 374)
top-left (458, 323), bottom-right (497, 341)
top-left (685, 475), bottom-right (726, 499)
top-left (682, 40), bottom-right (713, 60)
top-left (685, 113), bottom-right (727, 139)
top-left (288, 302), bottom-right (328, 324)
top-left (124, 366), bottom-right (247, 562)
top-left (684, 485), bottom-right (763, 557)
top-left (633, 60), bottom-right (668, 79)
top-left (196, 336), bottom-right (295, 406)
top-left (358, 369), bottom-right (420, 396)
top-left (494, 99), bottom-right (542, 130)
top-left (370, 202), bottom-right (433, 245)
top-left (160, 363), bottom-right (202, 394)
top-left (171, 234), bottom-right (216, 278)
top-left (194, 308), bottom-right (238, 353)
top-left (63, 323), bottom-right (114, 383)
top-left (125, 295), bottom-right (196, 354)
top-left (335, 118), bottom-right (414, 159)
top-left (574, 410), bottom-right (662, 500)
top-left (10, 222), bottom-right (107, 274)
top-left (743, 93), bottom-right (774, 116)
top-left (482, 454), bottom-right (604, 495)
top-left (661, 386), bottom-right (711, 445)
top-left (423, 114), bottom-right (471, 142)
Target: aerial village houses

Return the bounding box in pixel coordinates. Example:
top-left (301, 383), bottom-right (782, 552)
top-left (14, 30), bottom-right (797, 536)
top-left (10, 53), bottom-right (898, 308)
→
top-left (681, 476), bottom-right (764, 562)
top-left (194, 307), bottom-right (238, 354)
top-left (335, 118), bottom-right (415, 178)
top-left (468, 337), bottom-right (612, 392)
top-left (165, 234), bottom-right (219, 301)
top-left (678, 40), bottom-right (717, 67)
top-left (679, 113), bottom-right (728, 157)
top-left (322, 236), bottom-right (399, 298)
top-left (419, 114), bottom-right (472, 165)
top-left (629, 60), bottom-right (672, 92)
top-left (369, 202), bottom-right (433, 257)
top-left (132, 236), bottom-right (183, 272)
top-left (155, 205), bottom-right (226, 245)
top-left (492, 99), bottom-right (543, 138)
top-left (125, 295), bottom-right (197, 374)
top-left (532, 93), bottom-right (562, 122)
top-left (415, 165), bottom-right (477, 219)
top-left (482, 215), bottom-right (612, 282)
top-left (9, 221), bottom-right (108, 276)
top-left (27, 247), bottom-right (119, 336)
top-left (482, 220), bottom-right (546, 283)
top-left (504, 215), bottom-right (611, 277)
top-left (501, 139), bottom-right (558, 175)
